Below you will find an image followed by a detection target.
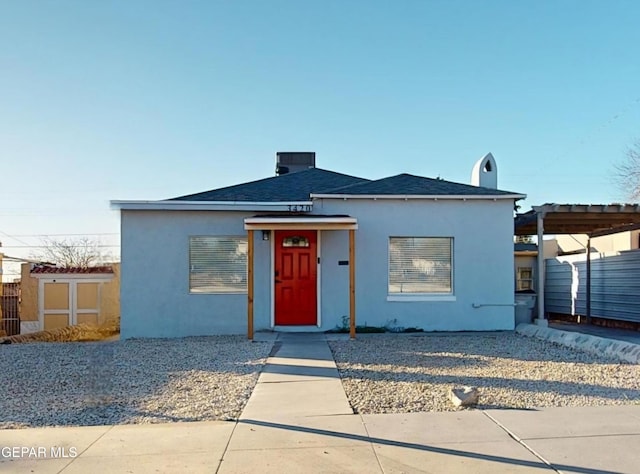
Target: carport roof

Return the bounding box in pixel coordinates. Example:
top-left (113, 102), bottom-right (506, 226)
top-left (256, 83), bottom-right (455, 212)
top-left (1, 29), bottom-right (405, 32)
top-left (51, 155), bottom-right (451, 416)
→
top-left (515, 203), bottom-right (640, 236)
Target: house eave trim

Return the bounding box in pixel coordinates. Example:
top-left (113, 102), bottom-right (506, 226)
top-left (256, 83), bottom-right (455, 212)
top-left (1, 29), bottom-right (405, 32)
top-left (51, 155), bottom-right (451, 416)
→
top-left (310, 194), bottom-right (526, 200)
top-left (110, 200), bottom-right (314, 211)
top-left (244, 217), bottom-right (358, 230)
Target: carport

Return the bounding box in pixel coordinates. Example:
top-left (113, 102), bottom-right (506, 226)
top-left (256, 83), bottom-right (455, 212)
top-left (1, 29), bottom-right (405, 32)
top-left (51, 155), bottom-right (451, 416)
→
top-left (514, 203), bottom-right (640, 325)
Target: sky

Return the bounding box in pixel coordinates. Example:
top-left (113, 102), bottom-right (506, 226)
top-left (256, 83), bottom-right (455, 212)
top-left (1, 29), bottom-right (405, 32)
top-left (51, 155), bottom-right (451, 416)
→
top-left (1, 0), bottom-right (639, 280)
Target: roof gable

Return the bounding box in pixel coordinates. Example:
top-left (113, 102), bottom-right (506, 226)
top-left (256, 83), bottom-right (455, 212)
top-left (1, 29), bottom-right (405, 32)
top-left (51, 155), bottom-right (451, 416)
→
top-left (316, 173), bottom-right (520, 196)
top-left (171, 168), bottom-right (369, 202)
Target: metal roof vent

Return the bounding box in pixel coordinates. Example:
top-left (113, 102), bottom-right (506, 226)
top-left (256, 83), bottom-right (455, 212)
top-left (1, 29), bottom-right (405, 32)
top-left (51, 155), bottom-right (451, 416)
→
top-left (471, 152), bottom-right (498, 189)
top-left (276, 152), bottom-right (316, 175)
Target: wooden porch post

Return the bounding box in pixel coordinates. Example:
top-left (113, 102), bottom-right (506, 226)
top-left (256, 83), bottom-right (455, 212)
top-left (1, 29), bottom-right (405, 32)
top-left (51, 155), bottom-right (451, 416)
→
top-left (349, 229), bottom-right (356, 339)
top-left (247, 229), bottom-right (254, 340)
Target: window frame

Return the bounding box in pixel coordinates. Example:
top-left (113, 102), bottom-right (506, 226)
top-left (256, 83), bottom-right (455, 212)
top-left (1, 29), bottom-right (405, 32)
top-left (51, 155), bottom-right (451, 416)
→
top-left (188, 235), bottom-right (248, 294)
top-left (387, 236), bottom-right (455, 301)
top-left (516, 266), bottom-right (534, 291)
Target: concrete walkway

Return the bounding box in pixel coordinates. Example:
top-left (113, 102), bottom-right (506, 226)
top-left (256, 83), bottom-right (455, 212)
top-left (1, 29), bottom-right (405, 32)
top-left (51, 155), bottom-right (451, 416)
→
top-left (2, 333), bottom-right (639, 473)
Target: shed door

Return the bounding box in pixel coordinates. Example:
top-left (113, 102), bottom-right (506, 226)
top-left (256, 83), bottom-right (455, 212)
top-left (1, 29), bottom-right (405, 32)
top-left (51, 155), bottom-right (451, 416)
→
top-left (274, 230), bottom-right (317, 325)
top-left (40, 280), bottom-right (102, 330)
top-left (43, 282), bottom-right (70, 330)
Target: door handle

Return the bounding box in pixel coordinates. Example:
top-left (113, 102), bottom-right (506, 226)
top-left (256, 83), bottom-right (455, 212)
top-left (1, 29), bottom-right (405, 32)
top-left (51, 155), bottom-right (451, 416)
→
top-left (275, 279), bottom-right (282, 284)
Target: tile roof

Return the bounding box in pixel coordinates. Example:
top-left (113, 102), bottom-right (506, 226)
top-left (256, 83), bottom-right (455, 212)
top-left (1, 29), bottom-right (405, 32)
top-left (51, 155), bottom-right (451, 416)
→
top-left (317, 173), bottom-right (521, 196)
top-left (171, 168), bottom-right (369, 202)
top-left (31, 265), bottom-right (114, 275)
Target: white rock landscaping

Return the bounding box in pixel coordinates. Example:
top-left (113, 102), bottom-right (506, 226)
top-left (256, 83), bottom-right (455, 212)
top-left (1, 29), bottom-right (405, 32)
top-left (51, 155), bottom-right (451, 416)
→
top-left (329, 333), bottom-right (640, 414)
top-left (0, 336), bottom-right (272, 429)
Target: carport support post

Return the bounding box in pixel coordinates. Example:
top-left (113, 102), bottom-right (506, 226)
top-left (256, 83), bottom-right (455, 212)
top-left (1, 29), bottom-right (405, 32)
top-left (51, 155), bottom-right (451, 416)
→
top-left (349, 229), bottom-right (356, 339)
top-left (247, 229), bottom-right (254, 340)
top-left (535, 211), bottom-right (548, 326)
top-left (586, 236), bottom-right (592, 324)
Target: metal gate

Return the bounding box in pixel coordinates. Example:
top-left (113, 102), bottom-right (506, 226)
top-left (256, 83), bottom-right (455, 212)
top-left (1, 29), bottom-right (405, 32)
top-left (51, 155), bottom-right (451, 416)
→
top-left (1, 282), bottom-right (21, 336)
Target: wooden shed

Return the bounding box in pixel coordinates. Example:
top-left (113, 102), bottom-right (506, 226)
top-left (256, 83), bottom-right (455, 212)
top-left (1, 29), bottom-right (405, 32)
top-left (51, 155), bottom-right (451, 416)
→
top-left (19, 263), bottom-right (120, 334)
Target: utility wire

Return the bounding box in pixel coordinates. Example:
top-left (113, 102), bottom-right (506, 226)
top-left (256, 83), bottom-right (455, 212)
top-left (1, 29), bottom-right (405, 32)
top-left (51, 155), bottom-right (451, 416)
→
top-left (0, 230), bottom-right (32, 247)
top-left (0, 245), bottom-right (120, 249)
top-left (9, 233), bottom-right (119, 237)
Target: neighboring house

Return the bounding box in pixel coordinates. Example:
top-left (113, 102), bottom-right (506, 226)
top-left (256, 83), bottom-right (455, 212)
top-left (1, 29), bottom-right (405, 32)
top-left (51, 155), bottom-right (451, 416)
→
top-left (549, 227), bottom-right (640, 255)
top-left (19, 263), bottom-right (120, 334)
top-left (514, 242), bottom-right (537, 292)
top-left (112, 152), bottom-right (525, 339)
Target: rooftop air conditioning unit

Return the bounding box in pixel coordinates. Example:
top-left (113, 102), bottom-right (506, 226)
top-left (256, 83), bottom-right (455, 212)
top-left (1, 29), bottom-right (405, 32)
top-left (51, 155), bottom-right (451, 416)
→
top-left (276, 152), bottom-right (316, 175)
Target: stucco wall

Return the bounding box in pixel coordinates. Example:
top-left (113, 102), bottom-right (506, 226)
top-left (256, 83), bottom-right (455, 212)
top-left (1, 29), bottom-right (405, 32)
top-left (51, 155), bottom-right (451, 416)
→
top-left (100, 263), bottom-right (121, 325)
top-left (120, 198), bottom-right (516, 338)
top-left (19, 263), bottom-right (38, 322)
top-left (120, 210), bottom-right (270, 338)
top-left (554, 232), bottom-right (638, 255)
top-left (316, 198), bottom-right (516, 331)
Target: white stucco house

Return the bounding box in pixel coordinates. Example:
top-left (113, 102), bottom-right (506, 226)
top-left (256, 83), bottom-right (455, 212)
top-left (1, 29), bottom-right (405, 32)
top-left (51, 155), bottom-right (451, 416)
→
top-left (112, 152), bottom-right (525, 339)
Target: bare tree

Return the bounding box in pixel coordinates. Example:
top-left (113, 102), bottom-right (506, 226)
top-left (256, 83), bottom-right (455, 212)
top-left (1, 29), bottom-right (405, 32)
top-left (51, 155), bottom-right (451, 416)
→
top-left (614, 140), bottom-right (640, 202)
top-left (33, 237), bottom-right (112, 268)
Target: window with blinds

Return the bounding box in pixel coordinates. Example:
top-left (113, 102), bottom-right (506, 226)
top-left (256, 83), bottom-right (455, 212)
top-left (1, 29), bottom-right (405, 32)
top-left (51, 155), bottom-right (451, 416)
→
top-left (389, 237), bottom-right (453, 294)
top-left (189, 236), bottom-right (248, 293)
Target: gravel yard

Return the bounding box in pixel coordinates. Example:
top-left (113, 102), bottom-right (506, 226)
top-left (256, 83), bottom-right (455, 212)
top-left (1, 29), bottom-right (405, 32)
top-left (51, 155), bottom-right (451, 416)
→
top-left (0, 336), bottom-right (272, 429)
top-left (329, 333), bottom-right (640, 413)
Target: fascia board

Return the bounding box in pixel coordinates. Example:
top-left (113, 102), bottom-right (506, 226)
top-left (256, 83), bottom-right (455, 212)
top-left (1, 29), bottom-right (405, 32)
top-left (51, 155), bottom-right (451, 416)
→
top-left (110, 200), bottom-right (313, 211)
top-left (310, 194), bottom-right (526, 200)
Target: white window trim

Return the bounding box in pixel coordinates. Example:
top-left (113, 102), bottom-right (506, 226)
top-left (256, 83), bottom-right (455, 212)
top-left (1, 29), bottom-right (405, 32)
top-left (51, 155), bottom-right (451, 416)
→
top-left (388, 236), bottom-right (454, 297)
top-left (387, 295), bottom-right (457, 302)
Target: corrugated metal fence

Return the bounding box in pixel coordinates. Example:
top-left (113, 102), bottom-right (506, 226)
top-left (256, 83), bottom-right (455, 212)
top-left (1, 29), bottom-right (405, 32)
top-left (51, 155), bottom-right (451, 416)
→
top-left (545, 249), bottom-right (640, 323)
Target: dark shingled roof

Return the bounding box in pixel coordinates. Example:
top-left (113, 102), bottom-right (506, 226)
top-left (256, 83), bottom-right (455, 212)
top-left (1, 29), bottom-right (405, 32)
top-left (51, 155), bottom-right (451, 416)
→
top-left (171, 168), bottom-right (369, 202)
top-left (170, 169), bottom-right (521, 202)
top-left (514, 243), bottom-right (538, 252)
top-left (318, 173), bottom-right (520, 196)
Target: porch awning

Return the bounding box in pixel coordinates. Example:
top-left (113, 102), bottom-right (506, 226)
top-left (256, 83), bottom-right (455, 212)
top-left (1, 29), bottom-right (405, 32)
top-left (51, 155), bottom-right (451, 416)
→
top-left (244, 215), bottom-right (358, 341)
top-left (244, 215), bottom-right (358, 230)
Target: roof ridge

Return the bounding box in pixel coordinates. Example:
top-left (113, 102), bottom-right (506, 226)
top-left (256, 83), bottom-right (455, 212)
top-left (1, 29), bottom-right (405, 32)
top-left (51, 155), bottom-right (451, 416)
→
top-left (168, 168), bottom-right (312, 201)
top-left (169, 167), bottom-right (369, 202)
top-left (315, 173), bottom-right (434, 194)
top-left (313, 172), bottom-right (522, 196)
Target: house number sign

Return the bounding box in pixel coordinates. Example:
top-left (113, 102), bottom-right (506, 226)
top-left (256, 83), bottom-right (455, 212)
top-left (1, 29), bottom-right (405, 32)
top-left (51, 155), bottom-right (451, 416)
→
top-left (287, 204), bottom-right (312, 212)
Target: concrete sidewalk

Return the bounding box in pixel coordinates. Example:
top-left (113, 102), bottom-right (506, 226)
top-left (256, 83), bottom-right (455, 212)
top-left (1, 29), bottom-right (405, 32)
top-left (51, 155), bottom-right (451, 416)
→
top-left (1, 333), bottom-right (639, 473)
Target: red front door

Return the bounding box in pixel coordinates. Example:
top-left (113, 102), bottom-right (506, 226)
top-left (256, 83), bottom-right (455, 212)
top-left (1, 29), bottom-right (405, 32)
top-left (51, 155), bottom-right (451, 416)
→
top-left (274, 230), bottom-right (317, 325)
